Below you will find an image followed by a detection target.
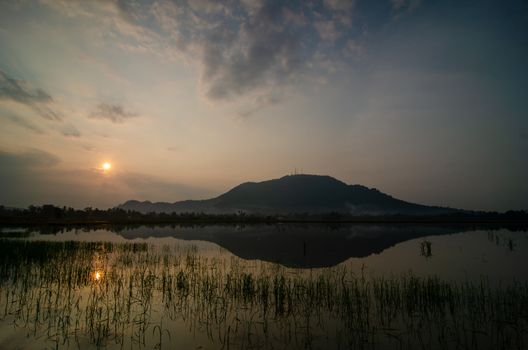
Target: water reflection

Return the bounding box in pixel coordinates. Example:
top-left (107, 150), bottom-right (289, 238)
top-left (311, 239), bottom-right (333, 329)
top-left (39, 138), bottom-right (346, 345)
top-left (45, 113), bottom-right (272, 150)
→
top-left (7, 223), bottom-right (521, 267)
top-left (77, 224), bottom-right (528, 269)
top-left (0, 238), bottom-right (526, 350)
top-left (93, 270), bottom-right (103, 281)
top-left (487, 230), bottom-right (517, 252)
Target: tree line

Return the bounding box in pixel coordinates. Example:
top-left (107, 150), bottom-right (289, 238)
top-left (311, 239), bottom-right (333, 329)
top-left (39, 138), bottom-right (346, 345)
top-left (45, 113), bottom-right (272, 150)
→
top-left (0, 204), bottom-right (527, 225)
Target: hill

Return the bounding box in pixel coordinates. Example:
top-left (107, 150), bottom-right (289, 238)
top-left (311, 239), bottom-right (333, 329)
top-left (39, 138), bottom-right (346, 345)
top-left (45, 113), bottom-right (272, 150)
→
top-left (118, 174), bottom-right (458, 215)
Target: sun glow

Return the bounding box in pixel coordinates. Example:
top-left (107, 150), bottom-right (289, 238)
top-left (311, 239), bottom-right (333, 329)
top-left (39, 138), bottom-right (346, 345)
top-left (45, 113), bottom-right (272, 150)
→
top-left (102, 162), bottom-right (112, 171)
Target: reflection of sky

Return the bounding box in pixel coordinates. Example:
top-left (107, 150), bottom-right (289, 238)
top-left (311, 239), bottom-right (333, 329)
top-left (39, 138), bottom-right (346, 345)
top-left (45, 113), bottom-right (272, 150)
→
top-left (0, 0), bottom-right (527, 211)
top-left (24, 227), bottom-right (227, 253)
top-left (356, 230), bottom-right (528, 284)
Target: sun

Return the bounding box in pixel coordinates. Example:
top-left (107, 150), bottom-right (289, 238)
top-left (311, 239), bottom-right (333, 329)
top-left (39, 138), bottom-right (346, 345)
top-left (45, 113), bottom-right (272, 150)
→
top-left (102, 162), bottom-right (112, 171)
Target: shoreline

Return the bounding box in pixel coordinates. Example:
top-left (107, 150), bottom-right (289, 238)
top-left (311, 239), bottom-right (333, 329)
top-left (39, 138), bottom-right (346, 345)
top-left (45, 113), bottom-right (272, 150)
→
top-left (1, 218), bottom-right (528, 227)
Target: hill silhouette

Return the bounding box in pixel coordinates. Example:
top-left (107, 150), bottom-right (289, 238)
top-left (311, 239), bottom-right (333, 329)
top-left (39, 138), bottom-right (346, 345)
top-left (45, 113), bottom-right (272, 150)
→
top-left (119, 174), bottom-right (458, 215)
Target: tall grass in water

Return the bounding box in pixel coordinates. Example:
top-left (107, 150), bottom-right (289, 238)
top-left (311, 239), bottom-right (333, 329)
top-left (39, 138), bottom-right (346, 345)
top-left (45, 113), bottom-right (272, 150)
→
top-left (0, 239), bottom-right (527, 349)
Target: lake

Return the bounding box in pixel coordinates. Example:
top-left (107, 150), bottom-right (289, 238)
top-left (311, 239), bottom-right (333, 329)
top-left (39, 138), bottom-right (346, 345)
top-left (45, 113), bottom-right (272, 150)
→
top-left (0, 224), bottom-right (527, 349)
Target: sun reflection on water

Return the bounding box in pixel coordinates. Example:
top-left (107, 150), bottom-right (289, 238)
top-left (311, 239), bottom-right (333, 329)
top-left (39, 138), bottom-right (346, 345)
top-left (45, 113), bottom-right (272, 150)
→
top-left (92, 270), bottom-right (104, 282)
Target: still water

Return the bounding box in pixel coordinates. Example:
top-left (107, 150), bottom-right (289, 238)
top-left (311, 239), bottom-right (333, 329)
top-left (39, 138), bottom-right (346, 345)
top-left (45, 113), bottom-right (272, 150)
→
top-left (0, 224), bottom-right (527, 349)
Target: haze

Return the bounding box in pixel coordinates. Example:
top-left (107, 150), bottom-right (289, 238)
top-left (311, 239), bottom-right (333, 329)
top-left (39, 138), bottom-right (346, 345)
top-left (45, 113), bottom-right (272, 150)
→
top-left (1, 0), bottom-right (527, 211)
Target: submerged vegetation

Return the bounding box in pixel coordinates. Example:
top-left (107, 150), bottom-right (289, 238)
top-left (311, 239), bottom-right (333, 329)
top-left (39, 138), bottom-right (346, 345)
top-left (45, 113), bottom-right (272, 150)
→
top-left (0, 239), bottom-right (527, 349)
top-left (420, 239), bottom-right (433, 258)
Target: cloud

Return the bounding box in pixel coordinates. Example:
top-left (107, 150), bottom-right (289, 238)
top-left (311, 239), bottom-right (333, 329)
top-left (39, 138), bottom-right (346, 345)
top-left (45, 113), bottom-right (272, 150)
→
top-left (390, 0), bottom-right (422, 15)
top-left (0, 148), bottom-right (60, 169)
top-left (39, 1), bottom-right (360, 108)
top-left (237, 92), bottom-right (282, 119)
top-left (1, 112), bottom-right (46, 134)
top-left (89, 103), bottom-right (138, 123)
top-left (0, 70), bottom-right (61, 121)
top-left (343, 39), bottom-right (366, 59)
top-left (134, 1), bottom-right (360, 103)
top-left (194, 1), bottom-right (310, 101)
top-left (61, 124), bottom-right (81, 137)
top-left (315, 20), bottom-right (340, 42)
top-left (0, 70), bottom-right (51, 103)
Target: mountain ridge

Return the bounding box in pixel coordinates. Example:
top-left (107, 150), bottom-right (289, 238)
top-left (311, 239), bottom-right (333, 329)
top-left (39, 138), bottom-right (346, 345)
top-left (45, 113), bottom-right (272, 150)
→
top-left (118, 174), bottom-right (459, 215)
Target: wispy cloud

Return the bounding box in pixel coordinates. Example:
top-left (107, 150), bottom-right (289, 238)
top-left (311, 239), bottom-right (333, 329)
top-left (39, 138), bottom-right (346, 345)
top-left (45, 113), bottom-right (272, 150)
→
top-left (60, 124), bottom-right (81, 137)
top-left (89, 103), bottom-right (138, 123)
top-left (390, 0), bottom-right (422, 17)
top-left (0, 70), bottom-right (61, 121)
top-left (237, 92), bottom-right (282, 119)
top-left (2, 112), bottom-right (46, 134)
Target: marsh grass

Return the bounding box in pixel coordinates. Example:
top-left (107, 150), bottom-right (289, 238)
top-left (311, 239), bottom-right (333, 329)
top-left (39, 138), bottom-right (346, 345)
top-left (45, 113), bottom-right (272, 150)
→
top-left (0, 239), bottom-right (527, 349)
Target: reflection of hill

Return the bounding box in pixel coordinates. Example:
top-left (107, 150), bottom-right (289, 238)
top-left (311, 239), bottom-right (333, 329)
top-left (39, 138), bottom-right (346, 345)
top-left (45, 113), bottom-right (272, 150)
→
top-left (117, 224), bottom-right (467, 268)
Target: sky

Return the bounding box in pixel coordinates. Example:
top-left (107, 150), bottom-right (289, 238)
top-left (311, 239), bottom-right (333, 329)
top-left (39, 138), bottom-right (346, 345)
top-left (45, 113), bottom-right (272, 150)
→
top-left (0, 0), bottom-right (527, 211)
